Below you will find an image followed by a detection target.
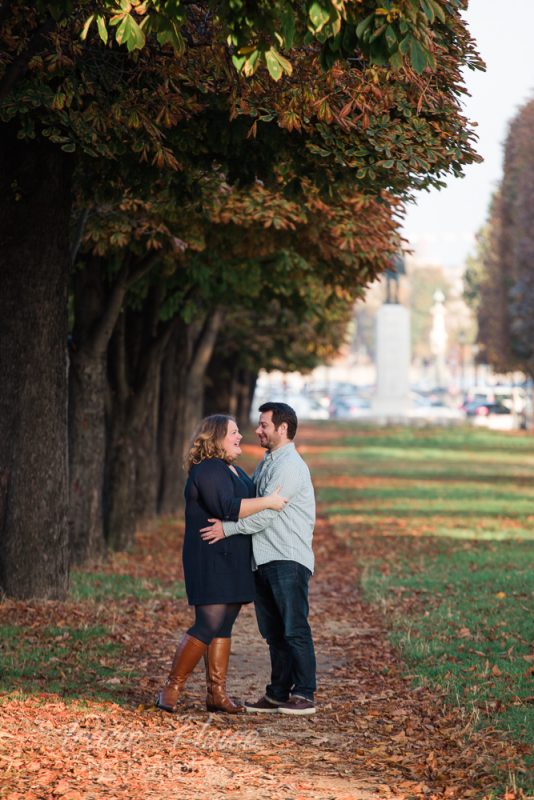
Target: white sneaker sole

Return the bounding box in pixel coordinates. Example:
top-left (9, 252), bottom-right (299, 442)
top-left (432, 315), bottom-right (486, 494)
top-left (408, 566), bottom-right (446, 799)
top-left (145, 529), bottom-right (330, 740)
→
top-left (244, 705), bottom-right (280, 713)
top-left (278, 706), bottom-right (316, 716)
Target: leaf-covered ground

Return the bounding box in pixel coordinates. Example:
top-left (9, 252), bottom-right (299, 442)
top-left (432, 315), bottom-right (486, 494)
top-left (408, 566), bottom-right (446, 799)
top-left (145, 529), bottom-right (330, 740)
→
top-left (1, 424), bottom-right (531, 800)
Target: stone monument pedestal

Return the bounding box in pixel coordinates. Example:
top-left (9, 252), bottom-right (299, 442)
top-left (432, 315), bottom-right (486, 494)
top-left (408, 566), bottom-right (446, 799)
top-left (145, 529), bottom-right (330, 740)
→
top-left (372, 304), bottom-right (411, 417)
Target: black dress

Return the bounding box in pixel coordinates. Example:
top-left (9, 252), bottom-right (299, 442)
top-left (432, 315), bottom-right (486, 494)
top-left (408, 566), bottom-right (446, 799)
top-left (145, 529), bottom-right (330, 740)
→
top-left (182, 458), bottom-right (256, 605)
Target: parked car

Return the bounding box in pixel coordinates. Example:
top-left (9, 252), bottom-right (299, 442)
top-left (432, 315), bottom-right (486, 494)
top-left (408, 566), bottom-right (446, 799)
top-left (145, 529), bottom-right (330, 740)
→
top-left (329, 394), bottom-right (372, 419)
top-left (463, 400), bottom-right (511, 418)
top-left (409, 399), bottom-right (464, 422)
top-left (250, 393), bottom-right (329, 421)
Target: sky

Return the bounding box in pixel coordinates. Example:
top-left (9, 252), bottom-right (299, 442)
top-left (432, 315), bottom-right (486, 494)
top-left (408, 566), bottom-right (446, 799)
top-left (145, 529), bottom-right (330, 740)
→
top-left (401, 0), bottom-right (534, 270)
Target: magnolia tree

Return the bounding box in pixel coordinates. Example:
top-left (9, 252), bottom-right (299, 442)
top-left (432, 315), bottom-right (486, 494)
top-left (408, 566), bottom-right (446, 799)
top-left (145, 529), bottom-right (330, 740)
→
top-left (0, 0), bottom-right (483, 597)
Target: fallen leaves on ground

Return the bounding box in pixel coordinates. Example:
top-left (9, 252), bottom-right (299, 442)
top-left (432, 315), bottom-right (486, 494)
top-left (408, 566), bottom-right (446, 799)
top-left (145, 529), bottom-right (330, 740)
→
top-left (0, 427), bottom-right (530, 800)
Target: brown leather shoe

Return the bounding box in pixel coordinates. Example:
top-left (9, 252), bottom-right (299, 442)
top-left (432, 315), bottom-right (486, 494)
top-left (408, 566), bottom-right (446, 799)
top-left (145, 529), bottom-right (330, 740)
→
top-left (244, 695), bottom-right (282, 713)
top-left (277, 695), bottom-right (316, 716)
top-left (156, 634), bottom-right (207, 713)
top-left (204, 637), bottom-right (244, 713)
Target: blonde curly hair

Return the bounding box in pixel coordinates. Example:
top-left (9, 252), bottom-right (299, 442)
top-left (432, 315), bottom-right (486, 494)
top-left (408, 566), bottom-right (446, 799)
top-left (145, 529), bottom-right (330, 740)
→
top-left (186, 414), bottom-right (235, 472)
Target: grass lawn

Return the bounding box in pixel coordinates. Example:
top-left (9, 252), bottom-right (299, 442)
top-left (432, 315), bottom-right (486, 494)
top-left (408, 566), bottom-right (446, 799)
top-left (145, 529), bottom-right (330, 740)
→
top-left (311, 423), bottom-right (534, 792)
top-left (0, 569), bottom-right (185, 704)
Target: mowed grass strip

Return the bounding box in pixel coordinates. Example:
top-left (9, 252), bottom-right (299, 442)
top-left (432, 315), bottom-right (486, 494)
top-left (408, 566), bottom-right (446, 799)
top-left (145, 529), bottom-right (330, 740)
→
top-left (310, 424), bottom-right (534, 790)
top-left (69, 571), bottom-right (185, 602)
top-left (0, 624), bottom-right (131, 703)
top-left (0, 572), bottom-right (185, 704)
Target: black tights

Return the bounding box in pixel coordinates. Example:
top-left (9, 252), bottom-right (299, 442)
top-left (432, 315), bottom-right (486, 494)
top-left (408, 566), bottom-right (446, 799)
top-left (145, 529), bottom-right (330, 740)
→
top-left (187, 603), bottom-right (242, 645)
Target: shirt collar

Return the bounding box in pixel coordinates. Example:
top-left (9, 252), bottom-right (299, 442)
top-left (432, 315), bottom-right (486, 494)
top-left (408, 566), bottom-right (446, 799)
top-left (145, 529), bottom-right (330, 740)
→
top-left (264, 441), bottom-right (295, 461)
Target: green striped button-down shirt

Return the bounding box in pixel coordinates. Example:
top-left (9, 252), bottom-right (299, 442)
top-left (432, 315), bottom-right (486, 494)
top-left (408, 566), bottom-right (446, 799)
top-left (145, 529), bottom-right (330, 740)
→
top-left (222, 442), bottom-right (315, 573)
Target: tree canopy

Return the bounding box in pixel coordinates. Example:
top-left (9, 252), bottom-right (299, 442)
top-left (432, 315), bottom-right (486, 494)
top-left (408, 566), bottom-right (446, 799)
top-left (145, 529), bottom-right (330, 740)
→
top-left (465, 98), bottom-right (534, 380)
top-left (0, 0), bottom-right (485, 598)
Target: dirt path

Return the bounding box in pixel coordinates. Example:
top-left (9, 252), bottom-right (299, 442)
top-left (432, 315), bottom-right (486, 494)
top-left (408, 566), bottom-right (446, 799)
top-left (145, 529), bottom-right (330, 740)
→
top-left (1, 512), bottom-right (518, 800)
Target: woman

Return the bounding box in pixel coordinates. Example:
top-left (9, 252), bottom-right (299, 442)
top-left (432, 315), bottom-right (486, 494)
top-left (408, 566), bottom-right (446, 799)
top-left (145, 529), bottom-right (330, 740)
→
top-left (155, 414), bottom-right (287, 714)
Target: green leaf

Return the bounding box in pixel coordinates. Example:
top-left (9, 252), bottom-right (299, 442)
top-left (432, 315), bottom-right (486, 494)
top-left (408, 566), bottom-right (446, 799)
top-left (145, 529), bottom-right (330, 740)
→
top-left (280, 9), bottom-right (296, 47)
top-left (389, 50), bottom-right (403, 70)
top-left (116, 14), bottom-right (146, 51)
top-left (80, 14), bottom-right (94, 41)
top-left (399, 34), bottom-right (411, 55)
top-left (309, 3), bottom-right (330, 34)
top-left (243, 49), bottom-right (261, 77)
top-left (385, 24), bottom-right (397, 50)
top-left (265, 49), bottom-right (283, 81)
top-left (327, 32), bottom-right (342, 52)
top-left (369, 39), bottom-right (389, 66)
top-left (157, 21), bottom-right (185, 53)
top-left (96, 15), bottom-right (108, 45)
top-left (231, 53), bottom-right (246, 72)
top-left (420, 0), bottom-right (435, 23)
top-left (410, 37), bottom-right (428, 73)
top-left (428, 0), bottom-right (446, 23)
top-left (270, 48), bottom-right (293, 76)
top-left (355, 13), bottom-right (374, 40)
top-left (369, 23), bottom-right (386, 44)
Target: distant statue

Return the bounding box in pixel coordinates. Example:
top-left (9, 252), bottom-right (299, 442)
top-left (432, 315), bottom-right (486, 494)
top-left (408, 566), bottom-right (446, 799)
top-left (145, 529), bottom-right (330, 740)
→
top-left (430, 289), bottom-right (447, 356)
top-left (384, 253), bottom-right (406, 304)
top-left (430, 289), bottom-right (448, 387)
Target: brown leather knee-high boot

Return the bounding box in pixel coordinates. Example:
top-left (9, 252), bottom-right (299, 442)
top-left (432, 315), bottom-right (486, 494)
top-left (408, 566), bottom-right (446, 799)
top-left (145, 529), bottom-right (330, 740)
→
top-left (204, 637), bottom-right (244, 713)
top-left (156, 634), bottom-right (207, 712)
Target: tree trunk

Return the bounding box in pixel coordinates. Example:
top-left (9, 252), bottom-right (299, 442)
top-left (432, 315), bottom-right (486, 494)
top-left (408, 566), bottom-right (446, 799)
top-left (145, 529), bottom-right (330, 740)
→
top-left (236, 369), bottom-right (258, 428)
top-left (68, 350), bottom-right (108, 564)
top-left (69, 264), bottom-right (109, 565)
top-left (69, 255), bottom-right (162, 563)
top-left (157, 331), bottom-right (188, 515)
top-left (104, 313), bottom-right (136, 552)
top-left (203, 352), bottom-right (235, 416)
top-left (158, 311), bottom-right (224, 514)
top-left (204, 355), bottom-right (258, 428)
top-left (134, 370), bottom-right (161, 523)
top-left (105, 414), bottom-right (137, 552)
top-left (105, 298), bottom-right (175, 551)
top-left (0, 130), bottom-right (71, 599)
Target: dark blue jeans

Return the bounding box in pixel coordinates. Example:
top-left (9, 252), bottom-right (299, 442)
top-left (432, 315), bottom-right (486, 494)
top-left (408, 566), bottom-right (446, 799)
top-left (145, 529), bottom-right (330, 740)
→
top-left (254, 560), bottom-right (316, 702)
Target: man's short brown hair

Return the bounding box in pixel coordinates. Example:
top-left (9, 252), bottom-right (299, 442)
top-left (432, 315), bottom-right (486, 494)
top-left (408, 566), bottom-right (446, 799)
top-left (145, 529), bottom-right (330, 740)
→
top-left (258, 402), bottom-right (298, 440)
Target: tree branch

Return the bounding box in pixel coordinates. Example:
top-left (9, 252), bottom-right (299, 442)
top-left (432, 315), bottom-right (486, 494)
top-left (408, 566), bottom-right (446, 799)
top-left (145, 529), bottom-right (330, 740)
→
top-left (188, 307), bottom-right (224, 384)
top-left (125, 251), bottom-right (162, 290)
top-left (112, 312), bottom-right (129, 405)
top-left (87, 251), bottom-right (161, 358)
top-left (70, 208), bottom-right (89, 266)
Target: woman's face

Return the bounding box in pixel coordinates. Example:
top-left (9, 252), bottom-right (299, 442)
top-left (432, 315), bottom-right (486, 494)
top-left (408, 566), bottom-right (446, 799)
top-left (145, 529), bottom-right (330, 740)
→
top-left (221, 420), bottom-right (243, 462)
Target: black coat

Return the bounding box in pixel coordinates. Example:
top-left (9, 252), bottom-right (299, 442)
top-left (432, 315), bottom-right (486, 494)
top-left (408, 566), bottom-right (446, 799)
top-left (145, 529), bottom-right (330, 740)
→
top-left (182, 458), bottom-right (256, 605)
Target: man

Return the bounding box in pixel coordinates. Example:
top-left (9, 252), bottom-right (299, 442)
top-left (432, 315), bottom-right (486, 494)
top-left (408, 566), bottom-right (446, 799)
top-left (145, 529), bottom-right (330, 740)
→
top-left (200, 401), bottom-right (317, 716)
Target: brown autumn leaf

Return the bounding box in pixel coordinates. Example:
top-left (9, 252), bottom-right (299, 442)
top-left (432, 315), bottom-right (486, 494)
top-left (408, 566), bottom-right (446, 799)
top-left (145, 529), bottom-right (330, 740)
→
top-left (0, 428), bottom-right (529, 800)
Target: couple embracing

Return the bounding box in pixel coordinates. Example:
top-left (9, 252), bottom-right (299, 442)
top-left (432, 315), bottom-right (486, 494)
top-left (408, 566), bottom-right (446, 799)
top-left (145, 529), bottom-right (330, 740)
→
top-left (155, 401), bottom-right (317, 716)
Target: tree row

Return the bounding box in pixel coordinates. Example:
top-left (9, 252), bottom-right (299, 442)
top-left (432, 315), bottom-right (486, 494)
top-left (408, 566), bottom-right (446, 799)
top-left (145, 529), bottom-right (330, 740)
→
top-left (0, 1), bottom-right (482, 598)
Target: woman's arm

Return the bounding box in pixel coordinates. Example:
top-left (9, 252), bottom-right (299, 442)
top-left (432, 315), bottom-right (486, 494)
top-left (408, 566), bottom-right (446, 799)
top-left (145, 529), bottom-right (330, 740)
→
top-left (193, 462), bottom-right (287, 522)
top-left (193, 460), bottom-right (242, 522)
top-left (238, 486), bottom-right (288, 518)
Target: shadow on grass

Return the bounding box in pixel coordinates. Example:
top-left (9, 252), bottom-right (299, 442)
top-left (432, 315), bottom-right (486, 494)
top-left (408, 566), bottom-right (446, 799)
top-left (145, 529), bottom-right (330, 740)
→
top-left (0, 624), bottom-right (134, 705)
top-left (0, 573), bottom-right (185, 705)
top-left (327, 505), bottom-right (534, 518)
top-left (316, 425), bottom-right (534, 454)
top-left (69, 571), bottom-right (185, 602)
top-left (360, 538), bottom-right (534, 792)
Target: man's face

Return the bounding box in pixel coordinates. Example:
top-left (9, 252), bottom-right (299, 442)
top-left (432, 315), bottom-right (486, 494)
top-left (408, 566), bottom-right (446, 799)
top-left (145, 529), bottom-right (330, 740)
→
top-left (255, 411), bottom-right (285, 451)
